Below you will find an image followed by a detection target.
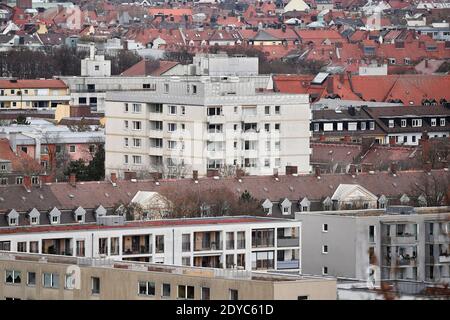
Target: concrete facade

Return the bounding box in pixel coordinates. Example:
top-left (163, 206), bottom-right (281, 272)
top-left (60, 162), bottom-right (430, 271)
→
top-left (104, 76), bottom-right (311, 178)
top-left (296, 206), bottom-right (450, 284)
top-left (0, 252), bottom-right (337, 300)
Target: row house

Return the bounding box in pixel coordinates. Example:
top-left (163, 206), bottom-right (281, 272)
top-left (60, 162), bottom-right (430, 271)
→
top-left (311, 105), bottom-right (450, 145)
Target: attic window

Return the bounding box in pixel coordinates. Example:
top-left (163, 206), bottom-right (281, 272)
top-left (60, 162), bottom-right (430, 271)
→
top-left (9, 217), bottom-right (18, 226)
top-left (51, 216), bottom-right (59, 224)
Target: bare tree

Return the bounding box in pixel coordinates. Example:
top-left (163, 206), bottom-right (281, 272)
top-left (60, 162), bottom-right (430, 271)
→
top-left (410, 171), bottom-right (449, 207)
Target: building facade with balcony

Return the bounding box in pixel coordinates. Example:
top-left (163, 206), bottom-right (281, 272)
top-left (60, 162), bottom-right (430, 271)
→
top-left (0, 213), bottom-right (302, 274)
top-left (0, 79), bottom-right (70, 109)
top-left (104, 76), bottom-right (311, 178)
top-left (296, 206), bottom-right (450, 284)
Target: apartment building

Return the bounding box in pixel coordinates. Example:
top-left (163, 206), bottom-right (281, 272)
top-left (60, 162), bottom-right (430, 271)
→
top-left (0, 214), bottom-right (301, 274)
top-left (0, 252), bottom-right (336, 300)
top-left (104, 76), bottom-right (311, 178)
top-left (0, 79), bottom-right (70, 109)
top-left (296, 206), bottom-right (450, 284)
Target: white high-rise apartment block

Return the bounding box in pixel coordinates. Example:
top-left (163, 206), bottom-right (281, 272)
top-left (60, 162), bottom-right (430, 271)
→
top-left (105, 76), bottom-right (311, 179)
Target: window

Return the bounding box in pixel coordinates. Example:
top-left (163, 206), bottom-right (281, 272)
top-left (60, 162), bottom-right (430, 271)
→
top-left (192, 85), bottom-right (197, 94)
top-left (401, 119), bottom-right (406, 127)
top-left (95, 65), bottom-right (99, 71)
top-left (168, 105), bottom-right (177, 115)
top-left (9, 217), bottom-right (18, 226)
top-left (133, 138), bottom-right (141, 148)
top-left (150, 138), bottom-right (163, 148)
top-left (5, 270), bottom-right (21, 284)
top-left (275, 123), bottom-right (280, 131)
top-left (322, 224), bottom-right (328, 232)
top-left (431, 118), bottom-right (436, 126)
top-left (182, 257), bottom-right (191, 266)
top-left (265, 106), bottom-right (270, 115)
top-left (168, 123), bottom-right (177, 132)
top-left (43, 273), bottom-right (59, 288)
top-left (76, 240), bottom-right (85, 257)
top-left (314, 123), bottom-right (319, 132)
top-left (168, 140), bottom-right (177, 149)
top-left (178, 285), bottom-right (195, 299)
top-left (31, 216), bottom-right (38, 225)
top-left (412, 119), bottom-right (422, 127)
top-left (155, 235), bottom-right (164, 253)
top-left (207, 107), bottom-right (222, 116)
top-left (69, 145), bottom-right (76, 153)
top-left (124, 120), bottom-right (129, 129)
top-left (99, 238), bottom-right (108, 255)
top-left (369, 122), bottom-right (375, 130)
top-left (164, 83), bottom-right (169, 93)
top-left (17, 242), bottom-right (26, 252)
top-left (132, 155), bottom-right (142, 164)
top-left (139, 281), bottom-right (155, 296)
top-left (1, 164), bottom-right (6, 171)
top-left (91, 277), bottom-right (100, 294)
top-left (264, 159), bottom-right (270, 167)
top-left (78, 97), bottom-right (87, 104)
top-left (181, 106), bottom-right (186, 115)
top-left (337, 122), bottom-right (343, 131)
top-left (275, 158), bottom-right (281, 167)
top-left (110, 238), bottom-right (119, 256)
top-left (182, 234), bottom-right (191, 252)
top-left (322, 245), bottom-right (328, 254)
top-left (322, 266), bottom-right (328, 275)
top-left (27, 272), bottom-right (36, 286)
top-left (298, 296), bottom-right (309, 300)
top-left (124, 138), bottom-right (129, 147)
top-left (275, 105), bottom-right (280, 114)
top-left (124, 103), bottom-right (129, 112)
top-left (229, 289), bottom-right (239, 300)
top-left (274, 141), bottom-right (280, 151)
top-left (16, 177), bottom-right (23, 185)
top-left (132, 103), bottom-right (142, 113)
top-left (150, 121), bottom-right (163, 131)
top-left (0, 241), bottom-right (11, 251)
top-left (440, 118), bottom-right (446, 126)
top-left (264, 123), bottom-right (270, 132)
top-left (201, 287), bottom-right (210, 300)
top-left (132, 121), bottom-right (142, 130)
top-left (89, 145), bottom-right (95, 154)
top-left (29, 241), bottom-right (38, 253)
top-left (162, 283), bottom-right (171, 298)
top-left (412, 136), bottom-right (416, 143)
top-left (388, 120), bottom-right (394, 128)
top-left (124, 155), bottom-right (129, 164)
top-left (0, 177), bottom-right (7, 185)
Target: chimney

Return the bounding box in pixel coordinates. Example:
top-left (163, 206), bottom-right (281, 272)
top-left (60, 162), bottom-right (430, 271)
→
top-left (89, 42), bottom-right (95, 59)
top-left (192, 170), bottom-right (198, 181)
top-left (390, 162), bottom-right (398, 175)
top-left (425, 59), bottom-right (429, 68)
top-left (389, 136), bottom-right (396, 146)
top-left (152, 172), bottom-right (162, 181)
top-left (420, 131), bottom-right (430, 163)
top-left (315, 166), bottom-right (321, 177)
top-left (348, 164), bottom-right (357, 175)
top-left (69, 173), bottom-right (76, 187)
top-left (423, 161), bottom-right (432, 173)
top-left (110, 173), bottom-right (117, 184)
top-left (319, 134), bottom-right (326, 142)
top-left (23, 175), bottom-right (32, 192)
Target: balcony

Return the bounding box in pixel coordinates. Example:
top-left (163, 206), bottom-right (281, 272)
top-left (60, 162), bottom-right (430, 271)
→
top-left (397, 257), bottom-right (417, 267)
top-left (277, 260), bottom-right (300, 270)
top-left (194, 242), bottom-right (223, 251)
top-left (123, 246), bottom-right (151, 255)
top-left (426, 234), bottom-right (450, 243)
top-left (206, 115), bottom-right (225, 124)
top-left (148, 147), bottom-right (164, 156)
top-left (384, 235), bottom-right (417, 245)
top-left (439, 255), bottom-right (450, 263)
top-left (277, 237), bottom-right (300, 247)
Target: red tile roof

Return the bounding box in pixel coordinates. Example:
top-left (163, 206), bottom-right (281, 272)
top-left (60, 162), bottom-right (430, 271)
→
top-left (0, 79), bottom-right (67, 89)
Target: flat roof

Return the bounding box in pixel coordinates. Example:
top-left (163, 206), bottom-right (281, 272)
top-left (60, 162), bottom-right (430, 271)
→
top-left (0, 215), bottom-right (295, 235)
top-left (0, 251), bottom-right (331, 283)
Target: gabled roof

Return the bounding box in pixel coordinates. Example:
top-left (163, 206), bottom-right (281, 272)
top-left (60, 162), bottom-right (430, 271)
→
top-left (331, 184), bottom-right (378, 202)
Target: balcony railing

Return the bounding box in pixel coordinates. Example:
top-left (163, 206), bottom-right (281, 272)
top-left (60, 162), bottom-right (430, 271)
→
top-left (277, 260), bottom-right (300, 270)
top-left (384, 235), bottom-right (418, 244)
top-left (236, 240), bottom-right (246, 249)
top-left (439, 255), bottom-right (450, 263)
top-left (194, 242), bottom-right (223, 251)
top-left (277, 237), bottom-right (300, 247)
top-left (123, 246), bottom-right (151, 255)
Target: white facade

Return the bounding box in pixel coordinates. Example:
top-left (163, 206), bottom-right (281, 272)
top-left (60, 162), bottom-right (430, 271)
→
top-left (104, 76), bottom-right (311, 178)
top-left (80, 44), bottom-right (112, 77)
top-left (0, 216), bottom-right (301, 273)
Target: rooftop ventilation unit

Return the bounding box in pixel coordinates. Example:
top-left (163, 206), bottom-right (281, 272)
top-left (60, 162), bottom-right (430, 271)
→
top-left (97, 215), bottom-right (125, 226)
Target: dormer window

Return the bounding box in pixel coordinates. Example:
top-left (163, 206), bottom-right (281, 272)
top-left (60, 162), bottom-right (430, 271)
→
top-left (401, 119), bottom-right (406, 127)
top-left (299, 197), bottom-right (310, 212)
top-left (28, 208), bottom-right (40, 225)
top-left (431, 118), bottom-right (436, 126)
top-left (74, 207), bottom-right (86, 223)
top-left (279, 198), bottom-right (292, 216)
top-left (388, 120), bottom-right (394, 128)
top-left (262, 199), bottom-right (273, 216)
top-left (412, 119), bottom-right (422, 127)
top-left (440, 118), bottom-right (446, 127)
top-left (49, 207), bottom-right (61, 225)
top-left (7, 209), bottom-right (19, 226)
